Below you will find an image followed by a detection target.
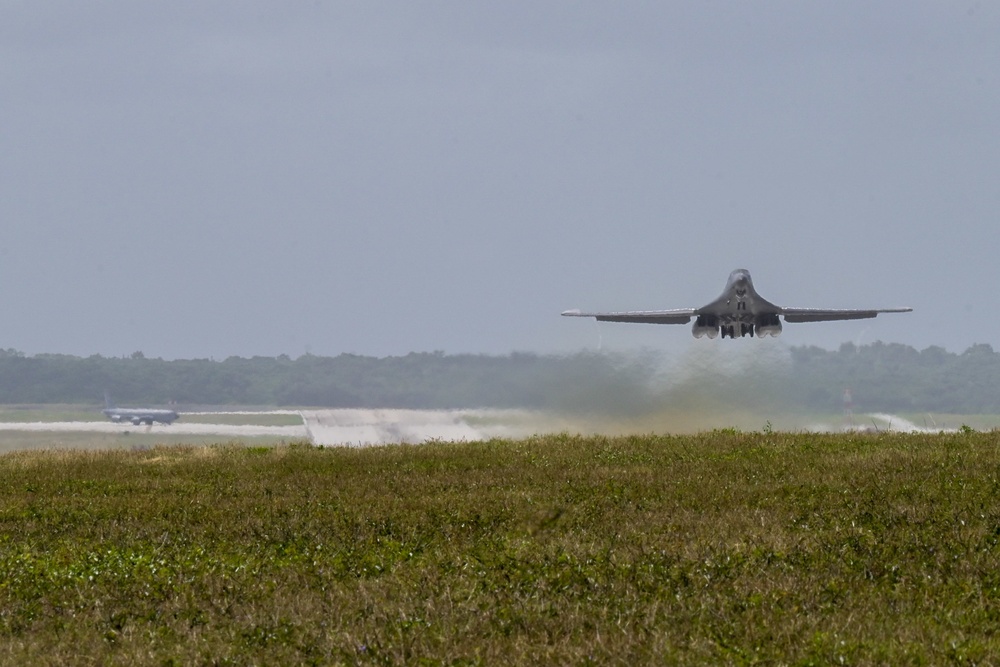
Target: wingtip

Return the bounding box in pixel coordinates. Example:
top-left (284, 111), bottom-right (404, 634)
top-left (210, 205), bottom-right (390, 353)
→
top-left (561, 309), bottom-right (582, 316)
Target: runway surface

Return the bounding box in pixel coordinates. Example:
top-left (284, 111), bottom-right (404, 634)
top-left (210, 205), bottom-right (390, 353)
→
top-left (0, 409), bottom-right (963, 449)
top-left (300, 409), bottom-right (543, 446)
top-left (0, 409), bottom-right (548, 447)
top-left (0, 420), bottom-right (308, 438)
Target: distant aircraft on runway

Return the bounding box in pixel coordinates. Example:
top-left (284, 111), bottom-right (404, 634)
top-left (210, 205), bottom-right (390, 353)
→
top-left (562, 268), bottom-right (912, 339)
top-left (102, 394), bottom-right (179, 426)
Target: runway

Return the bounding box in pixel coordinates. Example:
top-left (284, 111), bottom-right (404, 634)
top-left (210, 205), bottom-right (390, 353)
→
top-left (0, 420), bottom-right (308, 439)
top-left (0, 409), bottom-right (959, 450)
top-left (0, 409), bottom-right (550, 447)
top-left (300, 409), bottom-right (544, 446)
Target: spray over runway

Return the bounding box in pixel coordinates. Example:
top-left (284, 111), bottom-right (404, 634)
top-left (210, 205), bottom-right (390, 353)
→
top-left (0, 406), bottom-right (963, 450)
top-left (299, 409), bottom-right (554, 446)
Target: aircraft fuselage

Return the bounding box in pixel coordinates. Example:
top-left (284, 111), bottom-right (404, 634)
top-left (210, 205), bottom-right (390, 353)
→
top-left (693, 269), bottom-right (783, 339)
top-left (102, 408), bottom-right (179, 426)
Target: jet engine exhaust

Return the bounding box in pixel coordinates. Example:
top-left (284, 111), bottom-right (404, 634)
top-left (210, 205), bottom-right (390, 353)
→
top-left (692, 314), bottom-right (719, 339)
top-left (754, 313), bottom-right (782, 337)
top-left (693, 314), bottom-right (782, 339)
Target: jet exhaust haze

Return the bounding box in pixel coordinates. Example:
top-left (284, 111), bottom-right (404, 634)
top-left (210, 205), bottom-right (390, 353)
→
top-left (533, 343), bottom-right (962, 435)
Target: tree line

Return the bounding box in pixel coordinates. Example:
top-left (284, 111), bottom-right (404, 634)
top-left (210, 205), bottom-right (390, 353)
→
top-left (0, 342), bottom-right (994, 414)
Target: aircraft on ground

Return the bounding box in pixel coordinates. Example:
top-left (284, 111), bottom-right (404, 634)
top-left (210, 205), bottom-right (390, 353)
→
top-left (562, 268), bottom-right (912, 339)
top-left (102, 394), bottom-right (180, 425)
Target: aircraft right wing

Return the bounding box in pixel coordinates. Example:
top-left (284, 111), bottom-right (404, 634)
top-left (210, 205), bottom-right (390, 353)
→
top-left (561, 308), bottom-right (695, 324)
top-left (780, 307), bottom-right (913, 323)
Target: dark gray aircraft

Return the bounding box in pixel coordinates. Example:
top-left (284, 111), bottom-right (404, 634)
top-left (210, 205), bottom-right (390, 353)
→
top-left (562, 268), bottom-right (912, 339)
top-left (102, 394), bottom-right (179, 426)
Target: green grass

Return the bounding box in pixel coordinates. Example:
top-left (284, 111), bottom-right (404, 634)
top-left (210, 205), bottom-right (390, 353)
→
top-left (2, 431), bottom-right (1000, 664)
top-left (0, 431), bottom-right (301, 453)
top-left (0, 405), bottom-right (106, 423)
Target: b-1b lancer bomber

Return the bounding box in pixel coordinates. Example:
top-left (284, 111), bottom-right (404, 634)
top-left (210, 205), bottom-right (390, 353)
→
top-left (562, 268), bottom-right (912, 339)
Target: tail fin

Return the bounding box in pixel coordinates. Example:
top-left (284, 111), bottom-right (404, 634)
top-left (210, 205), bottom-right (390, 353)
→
top-left (104, 391), bottom-right (115, 410)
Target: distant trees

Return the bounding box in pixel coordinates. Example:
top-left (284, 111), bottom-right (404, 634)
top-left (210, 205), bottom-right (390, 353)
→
top-left (0, 343), bottom-right (997, 414)
top-left (782, 342), bottom-right (1000, 413)
top-left (0, 350), bottom-right (656, 410)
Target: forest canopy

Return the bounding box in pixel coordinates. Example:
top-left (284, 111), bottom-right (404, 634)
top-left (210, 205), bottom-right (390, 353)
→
top-left (0, 343), bottom-right (993, 414)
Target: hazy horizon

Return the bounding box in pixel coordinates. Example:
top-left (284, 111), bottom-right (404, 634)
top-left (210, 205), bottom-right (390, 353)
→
top-left (0, 337), bottom-right (983, 362)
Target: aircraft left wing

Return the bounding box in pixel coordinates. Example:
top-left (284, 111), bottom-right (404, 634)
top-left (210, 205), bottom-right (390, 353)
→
top-left (780, 307), bottom-right (912, 323)
top-left (561, 308), bottom-right (695, 324)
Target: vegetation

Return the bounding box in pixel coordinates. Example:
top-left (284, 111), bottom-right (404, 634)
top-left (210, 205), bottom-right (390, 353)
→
top-left (0, 349), bottom-right (659, 411)
top-left (0, 432), bottom-right (299, 454)
top-left (0, 341), bottom-right (999, 415)
top-left (2, 431), bottom-right (1000, 664)
top-left (787, 342), bottom-right (1000, 414)
top-left (0, 405), bottom-right (103, 423)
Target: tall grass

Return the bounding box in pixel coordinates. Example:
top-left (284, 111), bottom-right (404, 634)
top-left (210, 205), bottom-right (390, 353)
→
top-left (1, 431), bottom-right (1000, 664)
top-left (0, 432), bottom-right (299, 454)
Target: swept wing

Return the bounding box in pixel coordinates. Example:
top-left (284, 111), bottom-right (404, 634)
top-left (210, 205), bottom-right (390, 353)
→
top-left (780, 307), bottom-right (912, 323)
top-left (560, 308), bottom-right (694, 324)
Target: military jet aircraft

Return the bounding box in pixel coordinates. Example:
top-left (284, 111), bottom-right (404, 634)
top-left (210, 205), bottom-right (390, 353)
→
top-left (562, 268), bottom-right (911, 339)
top-left (102, 394), bottom-right (179, 426)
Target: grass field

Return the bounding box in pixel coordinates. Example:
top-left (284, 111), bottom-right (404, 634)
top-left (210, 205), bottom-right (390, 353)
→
top-left (2, 430), bottom-right (1000, 664)
top-left (0, 430), bottom-right (300, 453)
top-left (0, 405), bottom-right (106, 423)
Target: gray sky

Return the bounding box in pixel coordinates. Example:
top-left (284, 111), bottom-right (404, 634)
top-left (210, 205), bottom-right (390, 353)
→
top-left (2, 2), bottom-right (997, 360)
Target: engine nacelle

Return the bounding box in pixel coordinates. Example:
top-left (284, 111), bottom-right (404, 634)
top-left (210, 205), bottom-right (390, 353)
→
top-left (755, 313), bottom-right (783, 337)
top-left (693, 325), bottom-right (719, 339)
top-left (692, 314), bottom-right (719, 339)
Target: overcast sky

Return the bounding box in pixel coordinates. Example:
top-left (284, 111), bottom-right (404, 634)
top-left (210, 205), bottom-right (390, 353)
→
top-left (2, 2), bottom-right (997, 360)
